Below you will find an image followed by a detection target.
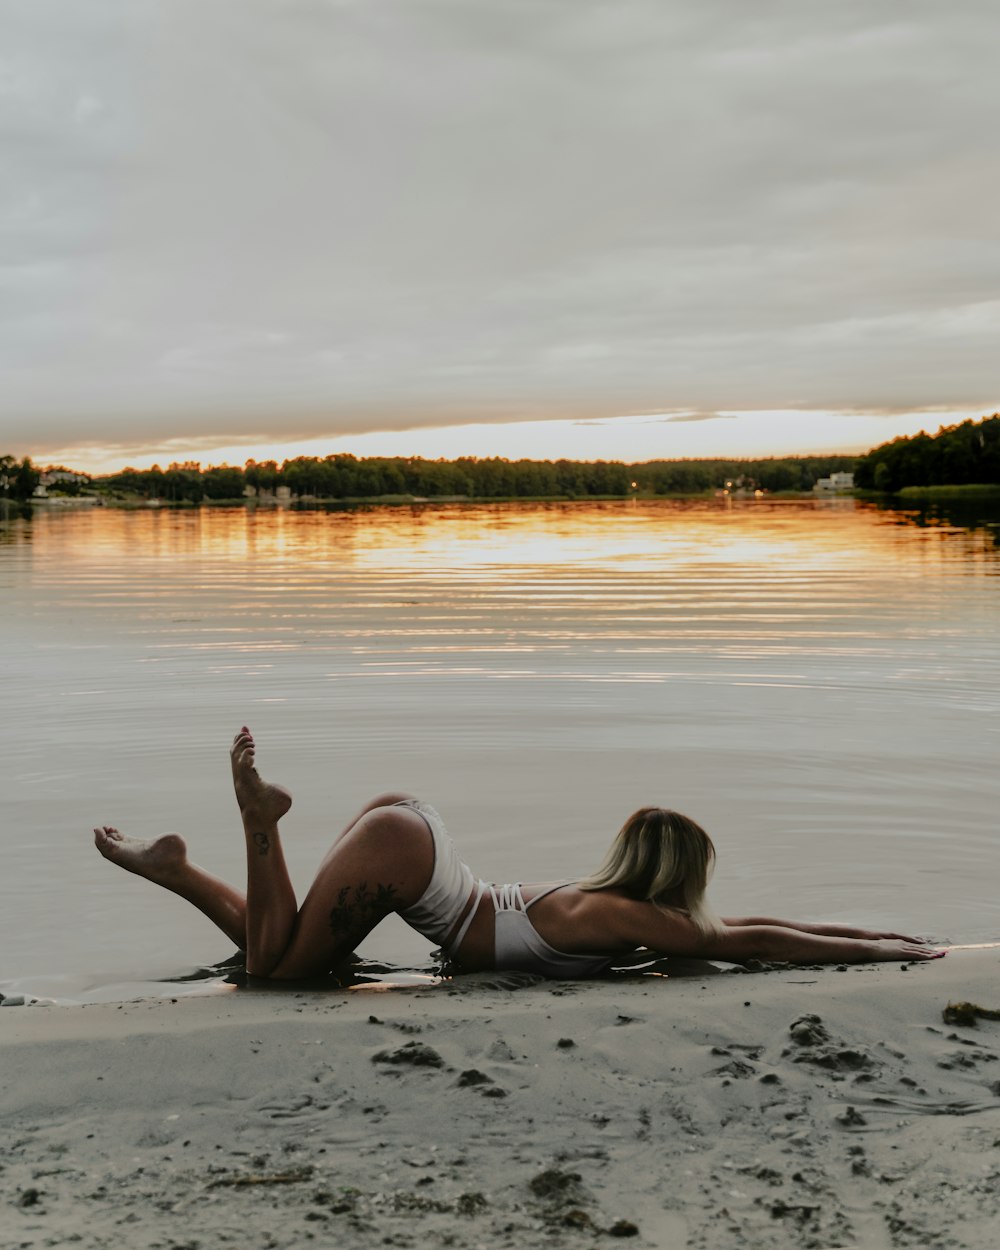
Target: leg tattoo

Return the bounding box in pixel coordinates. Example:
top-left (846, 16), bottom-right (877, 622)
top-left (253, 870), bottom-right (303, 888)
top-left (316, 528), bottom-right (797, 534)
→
top-left (329, 882), bottom-right (400, 944)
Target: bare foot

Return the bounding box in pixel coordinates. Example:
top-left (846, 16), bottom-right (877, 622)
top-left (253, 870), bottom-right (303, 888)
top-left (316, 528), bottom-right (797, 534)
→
top-left (93, 826), bottom-right (188, 886)
top-left (230, 727), bottom-right (292, 823)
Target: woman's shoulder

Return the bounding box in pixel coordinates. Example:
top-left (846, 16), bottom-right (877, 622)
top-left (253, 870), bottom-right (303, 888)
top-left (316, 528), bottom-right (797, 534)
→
top-left (573, 887), bottom-right (702, 949)
top-left (567, 883), bottom-right (684, 910)
top-left (551, 884), bottom-right (670, 932)
top-left (522, 881), bottom-right (635, 905)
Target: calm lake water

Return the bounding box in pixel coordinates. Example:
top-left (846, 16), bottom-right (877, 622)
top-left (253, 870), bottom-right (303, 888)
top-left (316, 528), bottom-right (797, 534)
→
top-left (2, 497), bottom-right (999, 1003)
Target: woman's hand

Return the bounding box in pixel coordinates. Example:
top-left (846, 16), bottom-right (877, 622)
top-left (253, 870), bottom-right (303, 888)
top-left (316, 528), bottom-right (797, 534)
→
top-left (867, 939), bottom-right (946, 962)
top-left (699, 925), bottom-right (947, 966)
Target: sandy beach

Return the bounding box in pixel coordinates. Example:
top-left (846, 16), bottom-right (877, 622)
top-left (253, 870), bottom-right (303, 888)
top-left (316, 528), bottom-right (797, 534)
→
top-left (3, 951), bottom-right (999, 1250)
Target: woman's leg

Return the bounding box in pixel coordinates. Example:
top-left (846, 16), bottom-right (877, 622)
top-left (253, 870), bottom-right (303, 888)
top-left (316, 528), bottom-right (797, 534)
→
top-left (92, 827), bottom-right (248, 950)
top-left (92, 726), bottom-right (290, 959)
top-left (229, 727), bottom-right (429, 975)
top-left (92, 780), bottom-right (423, 965)
top-left (229, 727), bottom-right (296, 974)
top-left (95, 727), bottom-right (434, 978)
top-left (264, 797), bottom-right (437, 979)
top-left (230, 729), bottom-right (436, 978)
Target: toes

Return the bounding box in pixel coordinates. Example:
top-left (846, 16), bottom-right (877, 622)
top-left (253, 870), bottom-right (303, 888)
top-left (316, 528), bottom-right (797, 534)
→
top-left (94, 828), bottom-right (116, 855)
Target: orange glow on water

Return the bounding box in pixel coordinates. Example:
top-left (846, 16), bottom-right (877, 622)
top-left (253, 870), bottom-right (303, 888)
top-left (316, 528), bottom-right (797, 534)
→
top-left (19, 495), bottom-right (993, 577)
top-left (15, 498), bottom-right (996, 685)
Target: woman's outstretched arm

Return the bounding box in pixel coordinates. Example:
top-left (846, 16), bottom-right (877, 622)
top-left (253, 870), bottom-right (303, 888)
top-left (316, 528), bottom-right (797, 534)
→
top-left (721, 916), bottom-right (926, 942)
top-left (617, 905), bottom-right (945, 965)
top-left (699, 925), bottom-right (944, 965)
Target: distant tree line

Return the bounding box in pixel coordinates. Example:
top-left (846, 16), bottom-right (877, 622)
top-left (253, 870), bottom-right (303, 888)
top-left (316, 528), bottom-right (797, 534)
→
top-left (91, 453), bottom-right (859, 502)
top-left (10, 420), bottom-right (1000, 505)
top-left (854, 415), bottom-right (1000, 493)
top-left (630, 456), bottom-right (855, 495)
top-left (99, 461), bottom-right (246, 503)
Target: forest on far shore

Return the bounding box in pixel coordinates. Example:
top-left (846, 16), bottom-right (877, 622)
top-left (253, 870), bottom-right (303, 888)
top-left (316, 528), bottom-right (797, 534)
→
top-left (4, 414), bottom-right (998, 505)
top-left (50, 453), bottom-right (856, 502)
top-left (853, 414), bottom-right (1000, 492)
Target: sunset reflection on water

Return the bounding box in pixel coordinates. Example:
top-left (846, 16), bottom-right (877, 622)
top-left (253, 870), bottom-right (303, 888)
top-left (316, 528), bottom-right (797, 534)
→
top-left (12, 498), bottom-right (998, 671)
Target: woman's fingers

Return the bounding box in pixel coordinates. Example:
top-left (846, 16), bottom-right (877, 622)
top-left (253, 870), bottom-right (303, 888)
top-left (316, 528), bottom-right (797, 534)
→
top-left (903, 943), bottom-right (946, 960)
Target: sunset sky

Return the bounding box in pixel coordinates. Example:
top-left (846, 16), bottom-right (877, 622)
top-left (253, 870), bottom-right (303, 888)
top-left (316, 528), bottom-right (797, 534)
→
top-left (2, 2), bottom-right (998, 473)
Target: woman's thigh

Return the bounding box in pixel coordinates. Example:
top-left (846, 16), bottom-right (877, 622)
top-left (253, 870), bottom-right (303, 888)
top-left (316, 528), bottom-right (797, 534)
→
top-left (268, 804), bottom-right (434, 980)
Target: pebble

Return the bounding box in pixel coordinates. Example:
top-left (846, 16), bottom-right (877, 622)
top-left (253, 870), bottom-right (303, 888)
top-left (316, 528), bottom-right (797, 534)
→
top-left (456, 1069), bottom-right (493, 1087)
top-left (607, 1219), bottom-right (640, 1237)
top-left (371, 1041), bottom-right (444, 1069)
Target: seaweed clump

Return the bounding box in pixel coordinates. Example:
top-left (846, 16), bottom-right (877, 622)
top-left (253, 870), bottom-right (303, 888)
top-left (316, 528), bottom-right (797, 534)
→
top-left (942, 1001), bottom-right (1000, 1027)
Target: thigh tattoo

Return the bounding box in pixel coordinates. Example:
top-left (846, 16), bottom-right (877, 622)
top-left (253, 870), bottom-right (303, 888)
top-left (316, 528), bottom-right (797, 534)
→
top-left (329, 882), bottom-right (400, 941)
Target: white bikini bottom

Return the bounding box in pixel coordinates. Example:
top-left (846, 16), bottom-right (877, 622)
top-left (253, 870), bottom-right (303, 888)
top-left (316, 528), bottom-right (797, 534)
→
top-left (396, 800), bottom-right (478, 951)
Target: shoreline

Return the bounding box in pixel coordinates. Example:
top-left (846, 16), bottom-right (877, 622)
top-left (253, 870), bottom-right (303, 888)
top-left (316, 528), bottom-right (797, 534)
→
top-left (19, 484), bottom-right (1000, 514)
top-left (4, 951), bottom-right (1000, 1248)
top-left (23, 485), bottom-right (840, 510)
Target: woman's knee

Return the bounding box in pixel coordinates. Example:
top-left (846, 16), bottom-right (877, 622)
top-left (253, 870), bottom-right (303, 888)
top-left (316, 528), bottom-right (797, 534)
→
top-left (356, 804), bottom-right (428, 849)
top-left (365, 790), bottom-right (417, 813)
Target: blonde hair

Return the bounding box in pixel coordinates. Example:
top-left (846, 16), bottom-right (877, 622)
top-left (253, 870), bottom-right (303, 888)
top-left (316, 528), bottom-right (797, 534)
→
top-left (579, 807), bottom-right (723, 936)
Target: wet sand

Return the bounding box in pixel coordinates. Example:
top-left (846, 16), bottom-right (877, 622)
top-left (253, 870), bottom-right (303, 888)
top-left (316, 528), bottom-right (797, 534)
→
top-left (3, 951), bottom-right (1000, 1249)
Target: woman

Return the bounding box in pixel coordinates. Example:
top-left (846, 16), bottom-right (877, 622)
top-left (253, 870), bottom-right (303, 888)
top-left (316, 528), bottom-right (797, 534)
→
top-left (93, 727), bottom-right (944, 980)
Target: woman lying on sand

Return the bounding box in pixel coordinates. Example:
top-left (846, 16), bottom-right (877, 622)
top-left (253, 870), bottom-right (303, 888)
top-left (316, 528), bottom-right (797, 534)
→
top-left (94, 727), bottom-right (945, 980)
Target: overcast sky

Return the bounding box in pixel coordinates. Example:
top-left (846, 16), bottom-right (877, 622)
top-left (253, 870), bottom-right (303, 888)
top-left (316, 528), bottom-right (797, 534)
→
top-left (2, 0), bottom-right (998, 469)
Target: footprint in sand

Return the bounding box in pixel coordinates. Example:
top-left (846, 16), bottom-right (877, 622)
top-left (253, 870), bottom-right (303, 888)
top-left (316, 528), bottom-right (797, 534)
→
top-left (783, 1014), bottom-right (877, 1075)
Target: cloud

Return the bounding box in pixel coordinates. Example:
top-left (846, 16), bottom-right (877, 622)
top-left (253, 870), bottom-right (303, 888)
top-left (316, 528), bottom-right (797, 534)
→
top-left (1, 1), bottom-right (999, 461)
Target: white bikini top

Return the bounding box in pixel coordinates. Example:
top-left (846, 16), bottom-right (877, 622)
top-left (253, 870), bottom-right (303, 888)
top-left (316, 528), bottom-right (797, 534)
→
top-left (448, 880), bottom-right (616, 979)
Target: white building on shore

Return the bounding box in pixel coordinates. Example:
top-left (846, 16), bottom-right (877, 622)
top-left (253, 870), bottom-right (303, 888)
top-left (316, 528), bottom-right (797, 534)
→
top-left (814, 471), bottom-right (855, 492)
